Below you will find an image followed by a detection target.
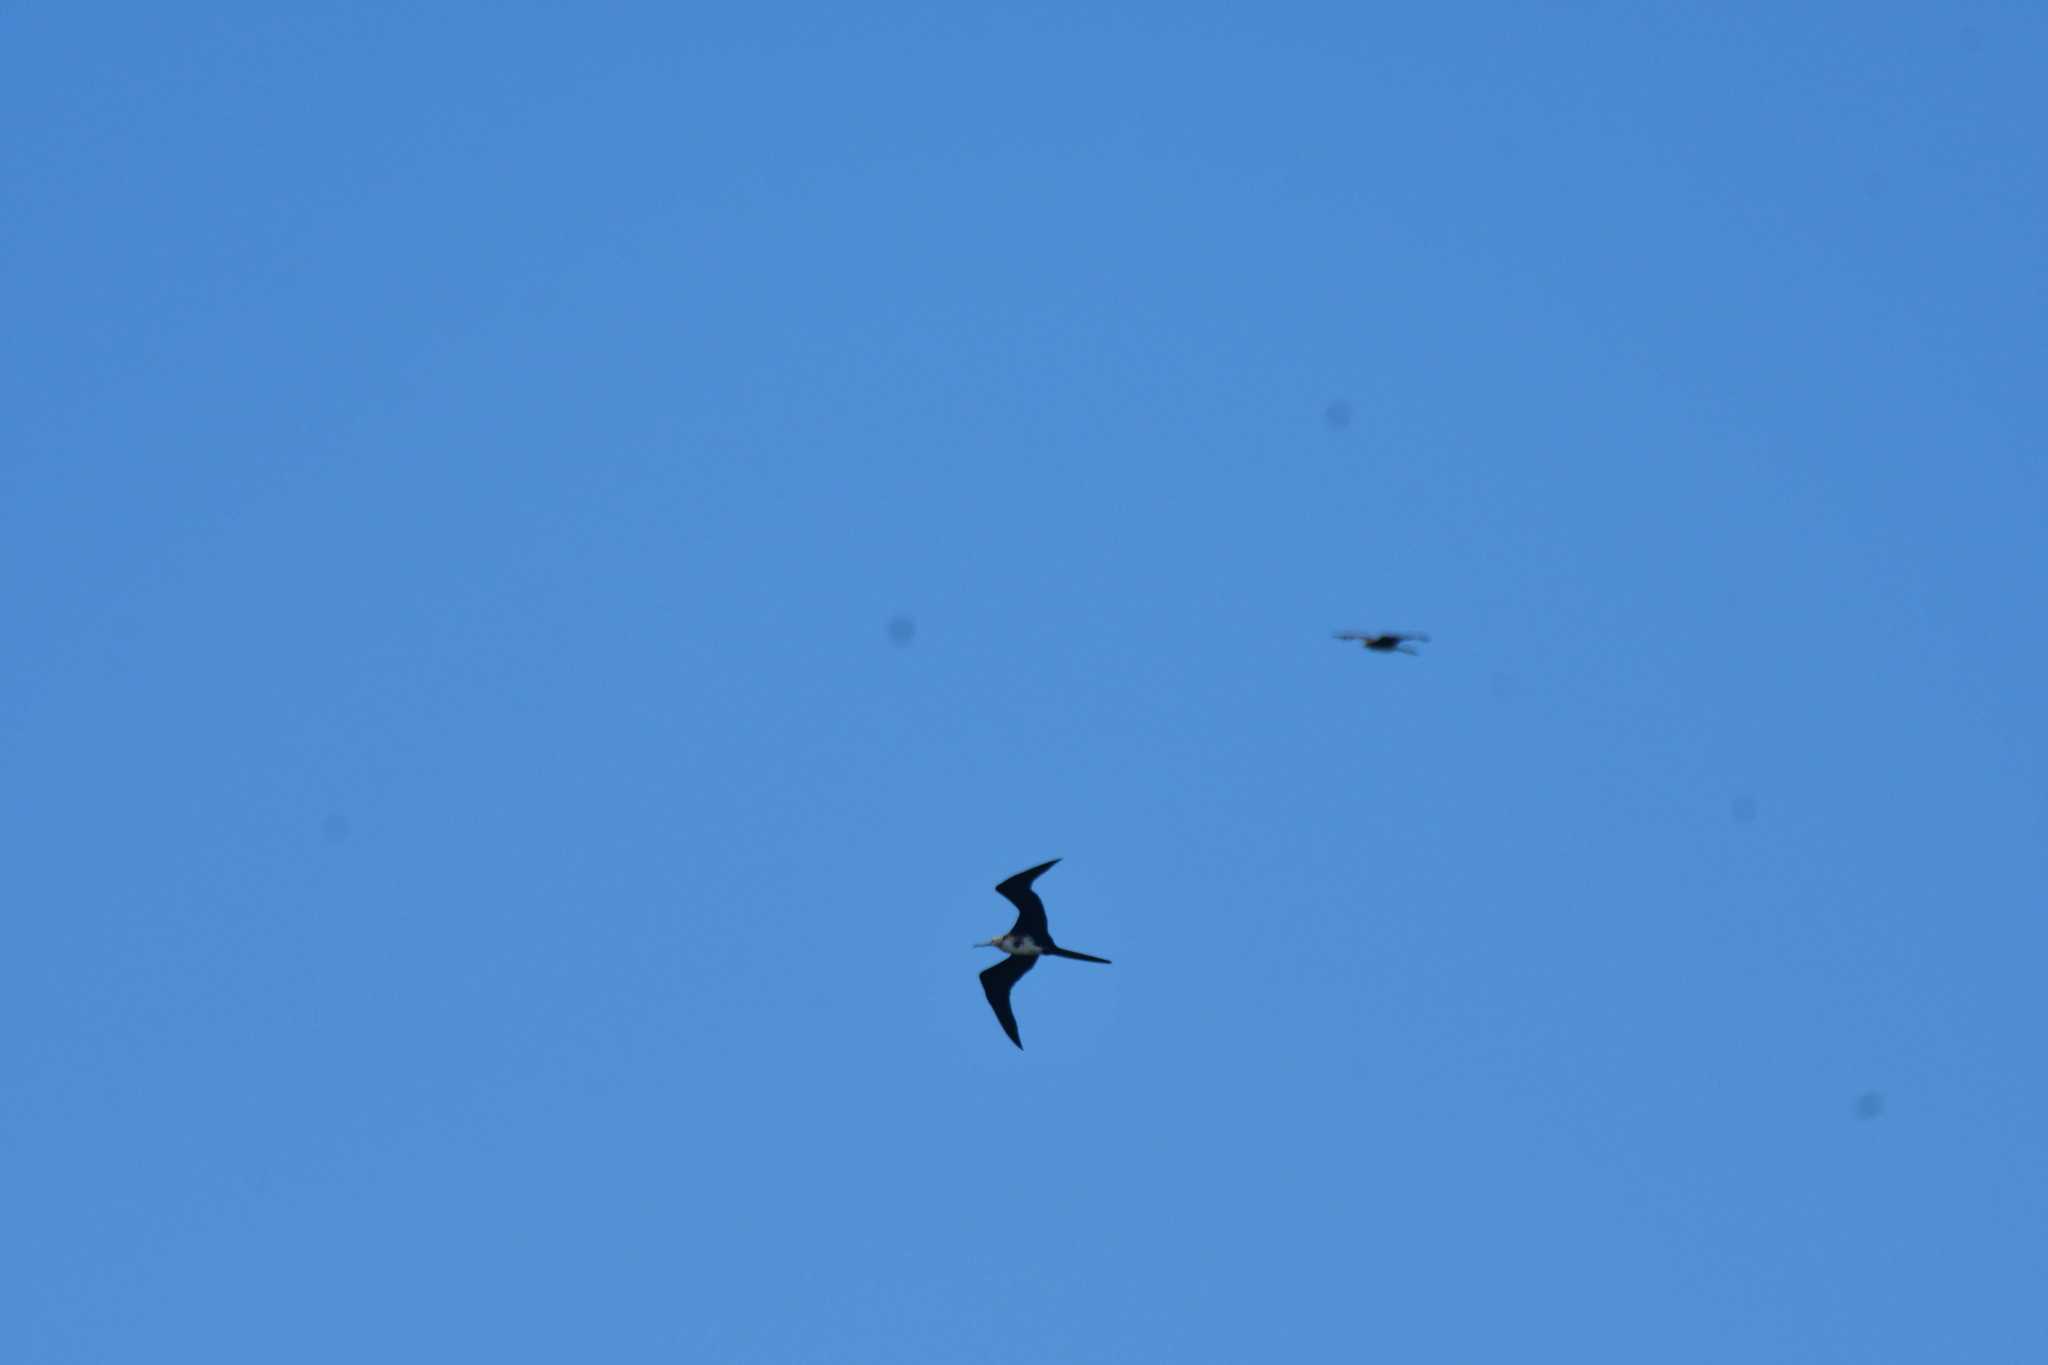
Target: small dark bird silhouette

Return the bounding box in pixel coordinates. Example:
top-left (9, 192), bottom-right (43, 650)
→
top-left (1334, 630), bottom-right (1430, 655)
top-left (975, 859), bottom-right (1111, 1049)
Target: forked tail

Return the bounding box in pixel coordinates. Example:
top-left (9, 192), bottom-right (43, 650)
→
top-left (1047, 946), bottom-right (1112, 964)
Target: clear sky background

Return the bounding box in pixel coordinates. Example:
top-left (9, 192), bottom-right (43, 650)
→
top-left (5, 4), bottom-right (2044, 1361)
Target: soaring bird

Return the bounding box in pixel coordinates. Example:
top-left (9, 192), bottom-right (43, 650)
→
top-left (1334, 630), bottom-right (1430, 655)
top-left (975, 859), bottom-right (1111, 1049)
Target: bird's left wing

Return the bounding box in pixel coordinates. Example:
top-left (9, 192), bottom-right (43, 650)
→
top-left (994, 858), bottom-right (1060, 938)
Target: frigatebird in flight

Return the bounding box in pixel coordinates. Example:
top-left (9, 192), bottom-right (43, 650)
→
top-left (1334, 630), bottom-right (1430, 655)
top-left (975, 859), bottom-right (1110, 1049)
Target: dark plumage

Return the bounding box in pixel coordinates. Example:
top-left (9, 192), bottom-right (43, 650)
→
top-left (1334, 630), bottom-right (1430, 655)
top-left (975, 859), bottom-right (1111, 1049)
top-left (978, 955), bottom-right (1036, 1051)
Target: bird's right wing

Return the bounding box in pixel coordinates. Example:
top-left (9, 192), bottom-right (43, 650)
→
top-left (979, 955), bottom-right (1037, 1049)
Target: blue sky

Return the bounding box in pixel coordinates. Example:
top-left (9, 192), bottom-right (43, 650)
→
top-left (5, 3), bottom-right (2044, 1360)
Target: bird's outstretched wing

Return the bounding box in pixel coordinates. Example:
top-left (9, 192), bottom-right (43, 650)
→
top-left (1333, 631), bottom-right (1371, 641)
top-left (980, 955), bottom-right (1037, 1049)
top-left (994, 858), bottom-right (1060, 938)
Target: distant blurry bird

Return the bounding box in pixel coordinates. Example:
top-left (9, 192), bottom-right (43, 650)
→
top-left (1334, 631), bottom-right (1430, 655)
top-left (974, 859), bottom-right (1111, 1050)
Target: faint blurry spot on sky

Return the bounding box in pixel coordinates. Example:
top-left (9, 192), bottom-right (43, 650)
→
top-left (321, 812), bottom-right (352, 844)
top-left (887, 614), bottom-right (917, 647)
top-left (1856, 1091), bottom-right (1886, 1120)
top-left (1323, 399), bottom-right (1353, 431)
top-left (1731, 795), bottom-right (1757, 824)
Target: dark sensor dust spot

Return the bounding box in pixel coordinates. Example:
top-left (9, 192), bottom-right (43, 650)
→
top-left (886, 615), bottom-right (916, 646)
top-left (1856, 1092), bottom-right (1886, 1120)
top-left (1324, 400), bottom-right (1353, 431)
